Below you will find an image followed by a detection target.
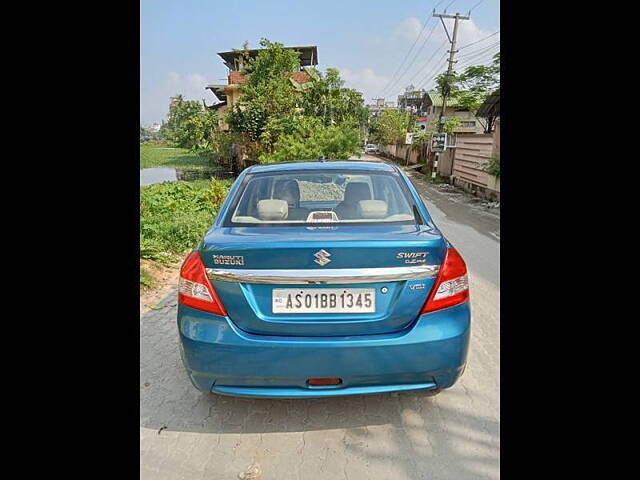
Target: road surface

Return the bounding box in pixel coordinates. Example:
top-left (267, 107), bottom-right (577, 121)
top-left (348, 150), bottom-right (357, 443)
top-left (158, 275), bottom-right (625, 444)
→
top-left (140, 154), bottom-right (500, 479)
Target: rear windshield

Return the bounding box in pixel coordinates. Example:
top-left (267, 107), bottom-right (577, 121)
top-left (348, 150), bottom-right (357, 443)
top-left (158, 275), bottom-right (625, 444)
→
top-left (226, 170), bottom-right (417, 226)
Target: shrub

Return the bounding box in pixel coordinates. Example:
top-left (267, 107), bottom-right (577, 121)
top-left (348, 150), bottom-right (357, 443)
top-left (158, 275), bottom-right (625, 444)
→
top-left (140, 178), bottom-right (231, 263)
top-left (484, 153), bottom-right (500, 177)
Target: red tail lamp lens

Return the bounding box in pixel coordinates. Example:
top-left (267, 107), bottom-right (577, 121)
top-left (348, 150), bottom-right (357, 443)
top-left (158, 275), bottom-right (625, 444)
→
top-left (422, 247), bottom-right (469, 313)
top-left (178, 251), bottom-right (227, 316)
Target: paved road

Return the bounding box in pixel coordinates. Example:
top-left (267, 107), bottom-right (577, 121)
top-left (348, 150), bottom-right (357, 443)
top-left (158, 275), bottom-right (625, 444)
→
top-left (140, 156), bottom-right (500, 479)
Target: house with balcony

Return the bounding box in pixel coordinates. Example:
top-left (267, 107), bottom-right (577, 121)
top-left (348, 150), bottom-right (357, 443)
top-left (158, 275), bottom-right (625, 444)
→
top-left (204, 45), bottom-right (319, 124)
top-left (396, 90), bottom-right (483, 135)
top-left (421, 91), bottom-right (484, 134)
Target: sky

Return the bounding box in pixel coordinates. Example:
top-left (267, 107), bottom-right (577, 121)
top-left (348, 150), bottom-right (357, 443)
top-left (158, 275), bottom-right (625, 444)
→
top-left (140, 0), bottom-right (500, 125)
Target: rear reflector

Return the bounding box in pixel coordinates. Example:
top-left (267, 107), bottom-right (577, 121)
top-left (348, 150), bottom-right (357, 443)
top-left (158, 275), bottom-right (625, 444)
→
top-left (178, 251), bottom-right (227, 316)
top-left (422, 247), bottom-right (469, 313)
top-left (307, 377), bottom-right (342, 386)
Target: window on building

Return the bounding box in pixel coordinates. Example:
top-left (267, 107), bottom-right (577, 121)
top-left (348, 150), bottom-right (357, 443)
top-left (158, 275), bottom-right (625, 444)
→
top-left (461, 121), bottom-right (476, 128)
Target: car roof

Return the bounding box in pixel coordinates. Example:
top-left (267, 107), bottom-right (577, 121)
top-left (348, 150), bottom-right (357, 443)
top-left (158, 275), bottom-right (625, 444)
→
top-left (247, 160), bottom-right (395, 174)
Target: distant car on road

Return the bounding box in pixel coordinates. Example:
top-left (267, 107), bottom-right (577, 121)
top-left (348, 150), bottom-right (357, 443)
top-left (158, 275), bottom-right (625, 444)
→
top-left (364, 144), bottom-right (379, 154)
top-left (177, 161), bottom-right (470, 398)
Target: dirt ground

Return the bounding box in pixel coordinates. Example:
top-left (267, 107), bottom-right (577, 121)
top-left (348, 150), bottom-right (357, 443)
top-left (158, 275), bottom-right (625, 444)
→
top-left (140, 259), bottom-right (182, 314)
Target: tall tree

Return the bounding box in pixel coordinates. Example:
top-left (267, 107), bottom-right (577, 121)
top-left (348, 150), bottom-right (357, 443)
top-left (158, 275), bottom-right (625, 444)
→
top-left (368, 109), bottom-right (410, 145)
top-left (226, 39), bottom-right (301, 148)
top-left (447, 52), bottom-right (500, 133)
top-left (226, 39), bottom-right (365, 162)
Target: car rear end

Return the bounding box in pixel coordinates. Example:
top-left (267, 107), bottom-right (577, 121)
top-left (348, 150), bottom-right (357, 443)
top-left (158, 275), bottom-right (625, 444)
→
top-left (177, 162), bottom-right (470, 398)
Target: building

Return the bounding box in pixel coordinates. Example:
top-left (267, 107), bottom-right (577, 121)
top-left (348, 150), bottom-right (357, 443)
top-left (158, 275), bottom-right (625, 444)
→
top-left (204, 45), bottom-right (319, 121)
top-left (421, 92), bottom-right (484, 134)
top-left (368, 98), bottom-right (397, 118)
top-left (395, 90), bottom-right (483, 135)
top-left (444, 90), bottom-right (500, 200)
top-left (397, 89), bottom-right (428, 116)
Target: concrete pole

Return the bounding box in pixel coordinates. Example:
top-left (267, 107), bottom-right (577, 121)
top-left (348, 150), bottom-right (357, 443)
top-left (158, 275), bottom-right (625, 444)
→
top-left (433, 12), bottom-right (469, 133)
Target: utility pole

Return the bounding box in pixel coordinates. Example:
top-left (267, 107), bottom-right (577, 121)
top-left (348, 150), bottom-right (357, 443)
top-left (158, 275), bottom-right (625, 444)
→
top-left (430, 9), bottom-right (470, 180)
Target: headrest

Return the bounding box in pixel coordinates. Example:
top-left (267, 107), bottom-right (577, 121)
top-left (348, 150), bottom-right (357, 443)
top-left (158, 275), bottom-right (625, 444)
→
top-left (357, 200), bottom-right (388, 219)
top-left (274, 180), bottom-right (300, 206)
top-left (257, 199), bottom-right (288, 220)
top-left (344, 182), bottom-right (371, 203)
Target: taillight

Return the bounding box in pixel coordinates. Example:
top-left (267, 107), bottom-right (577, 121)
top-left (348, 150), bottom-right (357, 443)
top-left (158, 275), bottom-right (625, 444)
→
top-left (178, 251), bottom-right (227, 316)
top-left (421, 247), bottom-right (469, 313)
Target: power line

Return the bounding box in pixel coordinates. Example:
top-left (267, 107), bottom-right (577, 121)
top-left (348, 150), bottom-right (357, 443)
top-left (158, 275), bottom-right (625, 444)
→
top-left (384, 15), bottom-right (443, 96)
top-left (376, 1), bottom-right (444, 98)
top-left (457, 38), bottom-right (500, 56)
top-left (458, 30), bottom-right (500, 50)
top-left (417, 44), bottom-right (498, 93)
top-left (455, 50), bottom-right (499, 72)
top-left (469, 0), bottom-right (486, 12)
top-left (416, 56), bottom-right (449, 91)
top-left (456, 40), bottom-right (500, 60)
top-left (402, 39), bottom-right (449, 91)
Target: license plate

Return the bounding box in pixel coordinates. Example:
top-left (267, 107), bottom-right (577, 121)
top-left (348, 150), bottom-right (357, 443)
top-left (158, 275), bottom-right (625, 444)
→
top-left (272, 288), bottom-right (376, 314)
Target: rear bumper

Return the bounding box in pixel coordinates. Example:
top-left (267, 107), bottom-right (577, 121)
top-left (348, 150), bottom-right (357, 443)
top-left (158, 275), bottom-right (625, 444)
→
top-left (177, 301), bottom-right (470, 398)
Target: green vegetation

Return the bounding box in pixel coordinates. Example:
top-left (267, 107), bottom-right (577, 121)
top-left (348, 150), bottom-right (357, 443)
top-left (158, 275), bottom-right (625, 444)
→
top-left (140, 178), bottom-right (232, 267)
top-left (140, 144), bottom-right (212, 170)
top-left (161, 96), bottom-right (219, 152)
top-left (226, 39), bottom-right (366, 162)
top-left (484, 153), bottom-right (500, 178)
top-left (368, 109), bottom-right (411, 145)
top-left (140, 266), bottom-right (154, 289)
top-left (437, 52), bottom-right (500, 133)
top-left (160, 40), bottom-right (368, 167)
top-left (259, 116), bottom-right (361, 163)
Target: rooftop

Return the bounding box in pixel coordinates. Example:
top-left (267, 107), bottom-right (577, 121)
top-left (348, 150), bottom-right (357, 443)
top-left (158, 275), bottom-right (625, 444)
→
top-left (477, 89), bottom-right (500, 117)
top-left (424, 91), bottom-right (460, 108)
top-left (217, 46), bottom-right (318, 71)
top-left (247, 160), bottom-right (395, 174)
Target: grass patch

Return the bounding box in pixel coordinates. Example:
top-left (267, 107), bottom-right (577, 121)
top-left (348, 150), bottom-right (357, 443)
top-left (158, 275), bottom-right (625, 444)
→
top-left (140, 144), bottom-right (212, 170)
top-left (140, 265), bottom-right (155, 290)
top-left (140, 178), bottom-right (232, 279)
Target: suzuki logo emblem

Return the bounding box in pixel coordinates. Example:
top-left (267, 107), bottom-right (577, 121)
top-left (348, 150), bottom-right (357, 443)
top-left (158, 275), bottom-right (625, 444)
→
top-left (313, 249), bottom-right (331, 266)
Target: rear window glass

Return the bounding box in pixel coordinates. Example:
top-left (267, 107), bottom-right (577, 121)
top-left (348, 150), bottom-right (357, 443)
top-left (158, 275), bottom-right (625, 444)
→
top-left (227, 170), bottom-right (416, 225)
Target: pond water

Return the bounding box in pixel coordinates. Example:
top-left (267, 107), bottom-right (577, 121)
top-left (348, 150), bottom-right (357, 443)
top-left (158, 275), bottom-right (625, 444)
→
top-left (140, 167), bottom-right (178, 185)
top-left (140, 167), bottom-right (234, 186)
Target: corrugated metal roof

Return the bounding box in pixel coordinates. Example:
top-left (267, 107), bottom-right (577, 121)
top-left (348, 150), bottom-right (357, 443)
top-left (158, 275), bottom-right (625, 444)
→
top-left (425, 91), bottom-right (460, 107)
top-left (217, 46), bottom-right (318, 70)
top-left (477, 89), bottom-right (500, 117)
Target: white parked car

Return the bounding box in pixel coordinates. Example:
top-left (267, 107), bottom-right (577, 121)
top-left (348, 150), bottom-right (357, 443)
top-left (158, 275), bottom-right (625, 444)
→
top-left (364, 144), bottom-right (379, 154)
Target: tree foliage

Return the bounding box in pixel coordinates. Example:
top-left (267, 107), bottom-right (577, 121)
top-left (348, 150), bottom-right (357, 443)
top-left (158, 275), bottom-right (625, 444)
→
top-left (453, 52), bottom-right (500, 115)
top-left (226, 39), bottom-right (364, 162)
top-left (259, 116), bottom-right (360, 163)
top-left (368, 109), bottom-right (410, 145)
top-left (443, 52), bottom-right (500, 133)
top-left (295, 67), bottom-right (368, 129)
top-left (163, 95), bottom-right (219, 151)
top-left (226, 39), bottom-right (300, 145)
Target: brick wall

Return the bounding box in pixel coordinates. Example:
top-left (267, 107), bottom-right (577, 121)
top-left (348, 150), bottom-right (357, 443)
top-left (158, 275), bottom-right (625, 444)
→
top-left (228, 70), bottom-right (310, 85)
top-left (228, 71), bottom-right (247, 84)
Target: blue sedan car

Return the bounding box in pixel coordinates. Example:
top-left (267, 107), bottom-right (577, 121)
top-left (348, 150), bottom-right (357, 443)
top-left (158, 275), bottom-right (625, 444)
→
top-left (177, 161), bottom-right (470, 398)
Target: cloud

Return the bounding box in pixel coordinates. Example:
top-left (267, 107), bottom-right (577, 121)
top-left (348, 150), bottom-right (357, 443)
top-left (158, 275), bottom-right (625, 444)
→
top-left (396, 17), bottom-right (423, 42)
top-left (339, 67), bottom-right (389, 102)
top-left (432, 18), bottom-right (494, 50)
top-left (140, 72), bottom-right (218, 125)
